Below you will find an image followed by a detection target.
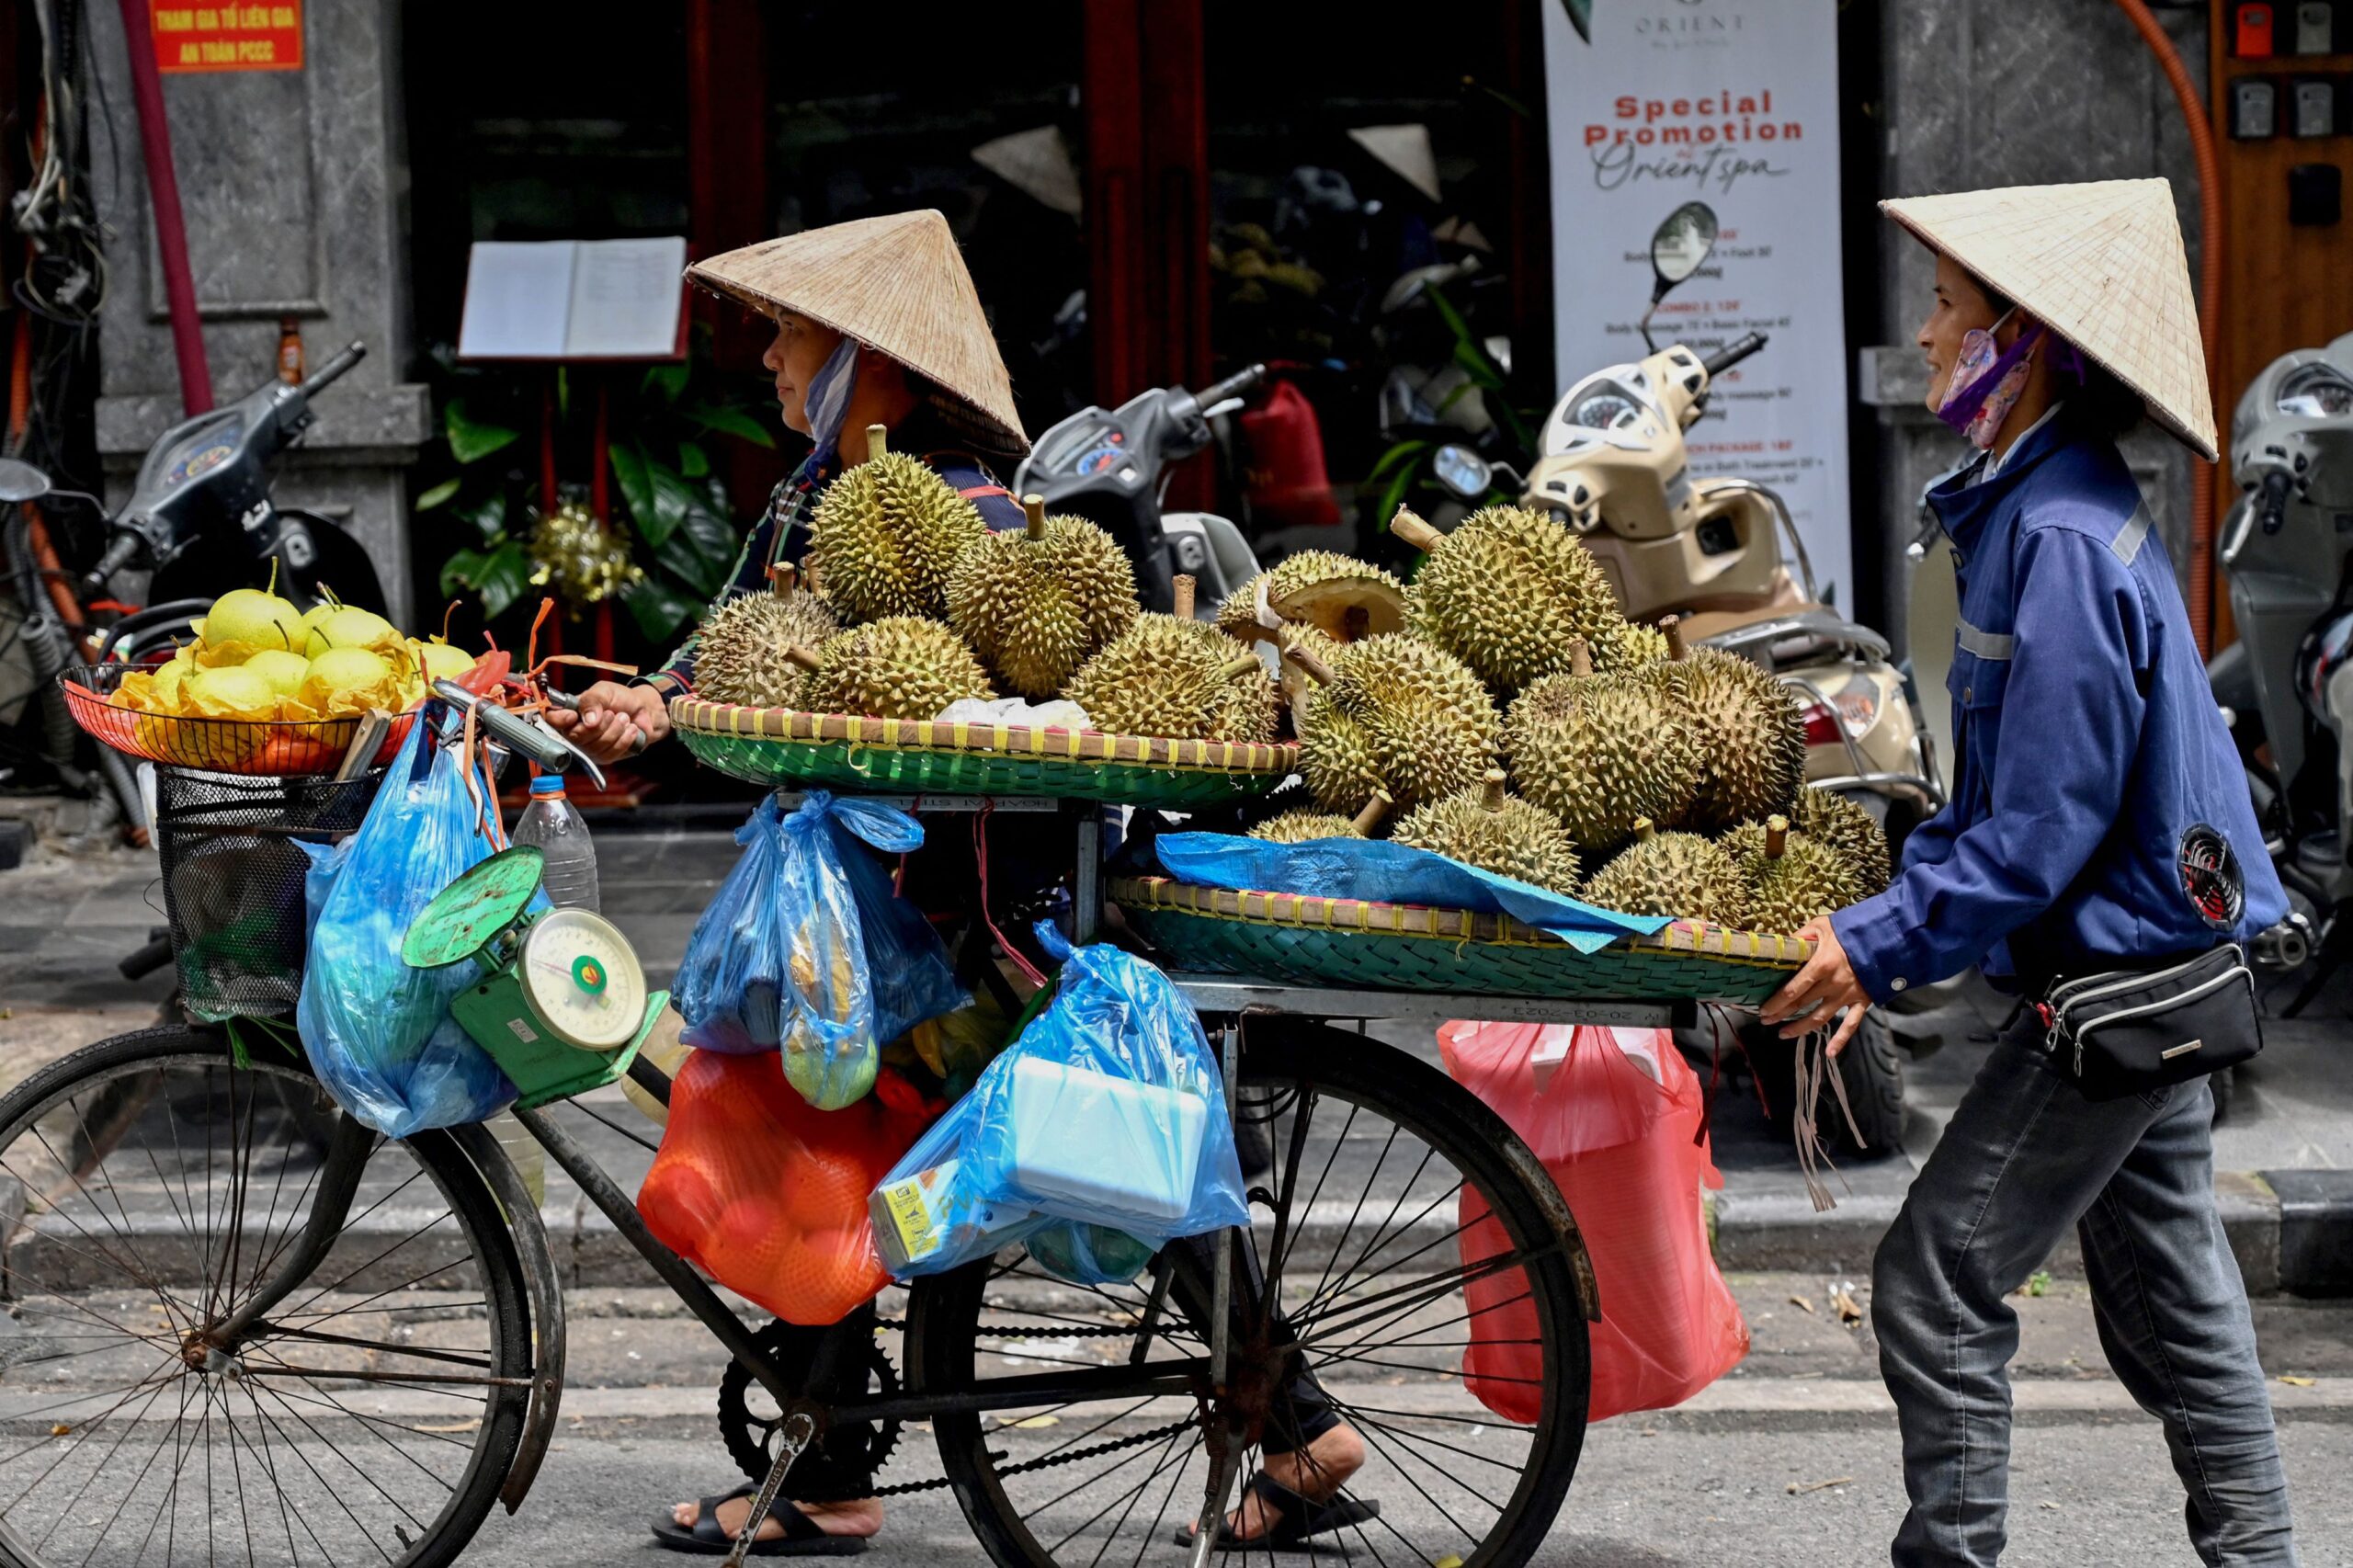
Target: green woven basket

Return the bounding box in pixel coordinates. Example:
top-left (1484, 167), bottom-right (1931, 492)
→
top-left (1110, 876), bottom-right (1812, 1004)
top-left (670, 699), bottom-right (1298, 808)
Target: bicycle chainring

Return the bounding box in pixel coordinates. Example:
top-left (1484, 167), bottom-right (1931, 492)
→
top-left (717, 1321), bottom-right (902, 1503)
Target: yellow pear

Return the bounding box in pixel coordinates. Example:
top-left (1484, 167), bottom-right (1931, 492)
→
top-left (305, 605), bottom-right (400, 657)
top-left (306, 645), bottom-right (394, 694)
top-left (243, 649), bottom-right (312, 699)
top-left (413, 639), bottom-right (476, 683)
top-left (181, 664), bottom-right (280, 720)
top-left (199, 586), bottom-right (304, 653)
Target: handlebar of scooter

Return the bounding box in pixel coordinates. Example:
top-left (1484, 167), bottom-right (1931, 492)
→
top-left (1701, 334), bottom-right (1768, 380)
top-left (2257, 468), bottom-right (2293, 535)
top-left (83, 531), bottom-right (142, 595)
top-left (298, 339), bottom-right (367, 402)
top-left (1192, 362), bottom-right (1267, 410)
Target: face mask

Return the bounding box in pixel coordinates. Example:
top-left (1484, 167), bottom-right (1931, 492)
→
top-left (1937, 308), bottom-right (2043, 450)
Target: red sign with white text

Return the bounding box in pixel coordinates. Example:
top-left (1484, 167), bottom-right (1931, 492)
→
top-left (152, 3), bottom-right (303, 74)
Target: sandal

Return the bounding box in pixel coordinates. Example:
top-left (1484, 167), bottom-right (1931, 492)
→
top-left (650, 1483), bottom-right (871, 1556)
top-left (1170, 1472), bottom-right (1381, 1551)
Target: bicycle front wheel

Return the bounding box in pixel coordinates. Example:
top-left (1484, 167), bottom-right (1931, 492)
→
top-left (905, 1017), bottom-right (1592, 1568)
top-left (0, 1028), bottom-right (531, 1568)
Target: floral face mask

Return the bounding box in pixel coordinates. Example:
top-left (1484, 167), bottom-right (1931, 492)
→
top-left (1937, 308), bottom-right (2043, 450)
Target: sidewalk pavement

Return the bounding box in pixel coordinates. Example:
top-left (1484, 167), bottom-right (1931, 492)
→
top-left (5, 821), bottom-right (2349, 1295)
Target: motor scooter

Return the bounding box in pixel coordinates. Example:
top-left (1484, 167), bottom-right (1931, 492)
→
top-left (1428, 204), bottom-right (1936, 1156)
top-left (1017, 365), bottom-right (1268, 616)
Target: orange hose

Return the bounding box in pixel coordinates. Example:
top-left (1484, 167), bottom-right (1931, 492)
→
top-left (2111, 0), bottom-right (2222, 656)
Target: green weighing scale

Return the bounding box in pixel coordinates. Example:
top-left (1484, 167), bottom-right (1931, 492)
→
top-left (401, 846), bottom-right (669, 1110)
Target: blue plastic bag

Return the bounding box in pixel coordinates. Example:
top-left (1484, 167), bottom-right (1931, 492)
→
top-left (869, 922), bottom-right (1247, 1278)
top-left (675, 793), bottom-right (965, 1108)
top-left (296, 719), bottom-right (517, 1138)
top-left (1154, 831), bottom-right (1668, 952)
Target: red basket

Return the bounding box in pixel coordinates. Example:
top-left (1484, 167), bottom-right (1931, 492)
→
top-left (59, 665), bottom-right (424, 777)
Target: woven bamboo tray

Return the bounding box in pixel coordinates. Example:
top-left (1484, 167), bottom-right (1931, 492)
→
top-left (1110, 875), bottom-right (1813, 1004)
top-left (669, 699), bottom-right (1298, 808)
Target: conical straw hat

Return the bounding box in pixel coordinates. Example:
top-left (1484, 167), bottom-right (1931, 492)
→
top-left (687, 210), bottom-right (1029, 454)
top-left (1881, 179), bottom-right (2216, 461)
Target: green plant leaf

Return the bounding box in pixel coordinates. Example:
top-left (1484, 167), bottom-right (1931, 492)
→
top-left (1366, 439), bottom-right (1430, 484)
top-left (557, 367), bottom-right (570, 422)
top-left (440, 538), bottom-right (532, 620)
top-left (621, 574), bottom-right (698, 641)
top-left (1450, 338), bottom-right (1506, 391)
top-left (455, 494), bottom-right (508, 547)
top-left (688, 402), bottom-right (778, 448)
top-left (643, 361), bottom-right (691, 404)
top-left (445, 398), bottom-right (520, 466)
top-left (609, 442), bottom-right (656, 541)
top-left (630, 460), bottom-right (699, 551)
top-left (1374, 463), bottom-right (1423, 539)
top-left (415, 477), bottom-right (462, 511)
top-left (656, 496), bottom-right (743, 597)
top-left (677, 439), bottom-right (710, 480)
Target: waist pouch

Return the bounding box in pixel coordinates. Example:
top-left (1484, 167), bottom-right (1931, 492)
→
top-left (2036, 944), bottom-right (2259, 1102)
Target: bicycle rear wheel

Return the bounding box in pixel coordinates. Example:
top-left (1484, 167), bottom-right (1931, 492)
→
top-left (905, 1018), bottom-right (1592, 1568)
top-left (0, 1028), bottom-right (530, 1568)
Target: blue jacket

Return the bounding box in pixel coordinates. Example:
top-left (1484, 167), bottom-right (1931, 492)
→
top-left (1831, 410), bottom-right (2284, 996)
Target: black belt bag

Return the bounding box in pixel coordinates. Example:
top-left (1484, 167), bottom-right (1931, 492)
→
top-left (2036, 945), bottom-right (2260, 1101)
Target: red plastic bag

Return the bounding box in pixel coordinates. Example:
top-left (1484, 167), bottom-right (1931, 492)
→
top-left (1440, 1022), bottom-right (1747, 1424)
top-left (1237, 379), bottom-right (1342, 530)
top-left (640, 1050), bottom-right (934, 1325)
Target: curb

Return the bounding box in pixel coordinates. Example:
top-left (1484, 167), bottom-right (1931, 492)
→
top-left (1709, 1170), bottom-right (2353, 1298)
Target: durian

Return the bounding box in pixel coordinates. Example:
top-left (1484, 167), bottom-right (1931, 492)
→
top-left (1648, 620), bottom-right (1805, 830)
top-left (808, 425), bottom-right (988, 622)
top-left (1792, 786), bottom-right (1893, 898)
top-left (947, 495), bottom-right (1140, 698)
top-left (1607, 619), bottom-right (1673, 669)
top-left (1063, 576), bottom-right (1273, 740)
top-left (1393, 770), bottom-right (1583, 893)
top-left (1580, 818), bottom-right (1753, 928)
top-left (1506, 638), bottom-right (1702, 850)
top-left (792, 617), bottom-right (994, 722)
top-left (1216, 551), bottom-right (1406, 643)
top-left (1247, 792), bottom-right (1392, 846)
top-left (1727, 815), bottom-right (1856, 933)
top-left (695, 566), bottom-right (839, 710)
top-left (1287, 632), bottom-right (1498, 813)
top-left (1391, 505), bottom-right (1631, 694)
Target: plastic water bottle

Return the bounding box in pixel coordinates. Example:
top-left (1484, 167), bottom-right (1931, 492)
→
top-left (513, 773), bottom-right (600, 911)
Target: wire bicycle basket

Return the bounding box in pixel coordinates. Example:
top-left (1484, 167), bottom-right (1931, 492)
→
top-left (58, 664), bottom-right (421, 777)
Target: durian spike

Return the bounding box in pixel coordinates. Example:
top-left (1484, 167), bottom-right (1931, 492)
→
top-left (1765, 814), bottom-right (1790, 859)
top-left (1280, 642), bottom-right (1338, 687)
top-left (1662, 615), bottom-right (1688, 661)
top-left (1567, 637), bottom-right (1593, 679)
top-left (1480, 768), bottom-right (1508, 812)
top-left (1342, 605), bottom-right (1370, 642)
top-left (864, 424), bottom-right (889, 462)
top-left (1218, 653), bottom-right (1264, 681)
top-left (1172, 574), bottom-right (1197, 620)
top-left (1388, 505), bottom-right (1444, 552)
top-left (785, 644), bottom-right (824, 674)
top-left (1022, 493), bottom-right (1048, 539)
top-left (1351, 790), bottom-right (1393, 835)
top-left (1631, 816), bottom-right (1658, 843)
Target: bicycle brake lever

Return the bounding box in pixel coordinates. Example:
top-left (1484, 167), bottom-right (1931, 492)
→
top-left (431, 678), bottom-right (608, 790)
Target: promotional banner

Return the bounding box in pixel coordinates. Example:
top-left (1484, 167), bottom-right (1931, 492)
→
top-left (1542, 0), bottom-right (1849, 603)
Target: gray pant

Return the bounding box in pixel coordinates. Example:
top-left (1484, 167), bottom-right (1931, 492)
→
top-left (1871, 1015), bottom-right (2297, 1566)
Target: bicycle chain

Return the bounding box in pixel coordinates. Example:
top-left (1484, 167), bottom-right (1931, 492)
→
top-left (867, 1418), bottom-right (1201, 1499)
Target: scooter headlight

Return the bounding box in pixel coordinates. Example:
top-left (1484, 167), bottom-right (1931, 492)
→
top-left (2277, 363), bottom-right (2353, 420)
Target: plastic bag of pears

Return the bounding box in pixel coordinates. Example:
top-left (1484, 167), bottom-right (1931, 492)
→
top-left (675, 792), bottom-right (966, 1109)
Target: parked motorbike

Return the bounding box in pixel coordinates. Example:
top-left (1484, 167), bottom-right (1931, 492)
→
top-left (2211, 331), bottom-right (2353, 1009)
top-left (1429, 203), bottom-right (1936, 1157)
top-left (1017, 364), bottom-right (1268, 616)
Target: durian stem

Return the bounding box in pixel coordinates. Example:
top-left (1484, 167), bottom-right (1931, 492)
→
top-left (864, 424), bottom-right (888, 463)
top-left (1172, 574), bottom-right (1197, 620)
top-left (1217, 653), bottom-right (1264, 682)
top-left (1662, 615), bottom-right (1688, 661)
top-left (1480, 768), bottom-right (1507, 812)
top-left (1567, 637), bottom-right (1593, 679)
top-left (1280, 642), bottom-right (1336, 687)
top-left (768, 562), bottom-right (798, 600)
top-left (1765, 814), bottom-right (1790, 859)
top-left (1631, 816), bottom-right (1657, 843)
top-left (1351, 791), bottom-right (1392, 835)
top-left (785, 644), bottom-right (823, 674)
top-left (1021, 494), bottom-right (1048, 540)
top-left (1388, 506), bottom-right (1444, 552)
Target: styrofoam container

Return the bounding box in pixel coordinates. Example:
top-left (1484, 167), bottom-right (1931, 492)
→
top-left (1006, 1056), bottom-right (1208, 1223)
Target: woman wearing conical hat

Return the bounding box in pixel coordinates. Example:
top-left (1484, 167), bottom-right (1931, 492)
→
top-left (1763, 181), bottom-right (2299, 1563)
top-left (555, 210), bottom-right (1031, 763)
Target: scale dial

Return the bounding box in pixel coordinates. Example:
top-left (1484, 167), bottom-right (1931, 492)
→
top-left (517, 908), bottom-right (646, 1051)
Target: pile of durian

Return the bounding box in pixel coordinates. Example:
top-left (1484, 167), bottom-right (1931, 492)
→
top-left (1236, 503), bottom-right (1892, 938)
top-left (688, 425), bottom-right (1278, 743)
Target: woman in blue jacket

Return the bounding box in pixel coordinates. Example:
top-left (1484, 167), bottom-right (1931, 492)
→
top-left (1764, 181), bottom-right (2299, 1565)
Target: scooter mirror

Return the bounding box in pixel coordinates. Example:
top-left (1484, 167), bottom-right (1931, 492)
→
top-left (1432, 444), bottom-right (1494, 502)
top-left (0, 458), bottom-right (52, 504)
top-left (1650, 201), bottom-right (1719, 295)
